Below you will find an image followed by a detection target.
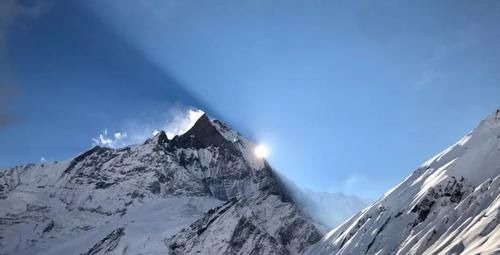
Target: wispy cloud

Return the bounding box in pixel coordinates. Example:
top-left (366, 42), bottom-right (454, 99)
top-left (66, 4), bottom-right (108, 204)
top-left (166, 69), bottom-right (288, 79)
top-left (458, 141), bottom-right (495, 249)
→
top-left (326, 173), bottom-right (371, 198)
top-left (92, 129), bottom-right (128, 148)
top-left (414, 23), bottom-right (480, 90)
top-left (343, 173), bottom-right (367, 189)
top-left (92, 107), bottom-right (204, 148)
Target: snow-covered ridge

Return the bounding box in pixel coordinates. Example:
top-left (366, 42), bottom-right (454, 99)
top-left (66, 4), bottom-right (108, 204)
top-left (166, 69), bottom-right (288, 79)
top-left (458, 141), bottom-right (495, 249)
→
top-left (0, 112), bottom-right (323, 255)
top-left (308, 109), bottom-right (500, 255)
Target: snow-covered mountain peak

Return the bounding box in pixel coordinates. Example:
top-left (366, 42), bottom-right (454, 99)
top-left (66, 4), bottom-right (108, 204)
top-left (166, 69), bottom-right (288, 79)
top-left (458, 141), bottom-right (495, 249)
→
top-left (1, 111), bottom-right (327, 254)
top-left (477, 108), bottom-right (500, 129)
top-left (309, 110), bottom-right (500, 255)
top-left (418, 109), bottom-right (500, 189)
top-left (170, 114), bottom-right (231, 149)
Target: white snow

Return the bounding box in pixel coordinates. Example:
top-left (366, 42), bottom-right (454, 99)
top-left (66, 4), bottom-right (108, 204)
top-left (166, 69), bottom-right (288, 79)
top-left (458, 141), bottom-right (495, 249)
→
top-left (308, 110), bottom-right (500, 255)
top-left (0, 114), bottom-right (327, 255)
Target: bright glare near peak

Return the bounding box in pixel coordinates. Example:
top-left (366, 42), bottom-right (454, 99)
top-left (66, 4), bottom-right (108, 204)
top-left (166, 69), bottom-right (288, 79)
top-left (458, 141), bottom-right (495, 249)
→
top-left (254, 144), bottom-right (269, 159)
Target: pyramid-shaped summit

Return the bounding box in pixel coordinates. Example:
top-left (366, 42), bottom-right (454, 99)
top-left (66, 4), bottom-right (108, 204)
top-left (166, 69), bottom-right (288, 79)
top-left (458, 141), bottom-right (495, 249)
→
top-left (170, 113), bottom-right (233, 149)
top-left (0, 112), bottom-right (322, 255)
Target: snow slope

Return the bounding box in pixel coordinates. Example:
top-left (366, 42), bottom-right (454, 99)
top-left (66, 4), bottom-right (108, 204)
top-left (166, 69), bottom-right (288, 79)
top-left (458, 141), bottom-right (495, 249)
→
top-left (0, 114), bottom-right (325, 255)
top-left (308, 110), bottom-right (500, 255)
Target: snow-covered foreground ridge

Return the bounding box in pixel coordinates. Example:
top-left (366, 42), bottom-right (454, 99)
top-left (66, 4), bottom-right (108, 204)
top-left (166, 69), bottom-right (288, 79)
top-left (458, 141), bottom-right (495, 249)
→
top-left (0, 113), bottom-right (364, 255)
top-left (308, 110), bottom-right (500, 255)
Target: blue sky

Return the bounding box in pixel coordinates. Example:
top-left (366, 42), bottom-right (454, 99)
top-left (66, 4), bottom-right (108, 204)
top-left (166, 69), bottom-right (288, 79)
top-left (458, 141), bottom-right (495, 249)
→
top-left (1, 0), bottom-right (499, 198)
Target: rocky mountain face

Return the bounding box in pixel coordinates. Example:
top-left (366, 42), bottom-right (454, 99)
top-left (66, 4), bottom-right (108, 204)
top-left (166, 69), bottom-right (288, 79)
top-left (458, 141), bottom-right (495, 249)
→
top-left (308, 110), bottom-right (500, 255)
top-left (0, 114), bottom-right (322, 255)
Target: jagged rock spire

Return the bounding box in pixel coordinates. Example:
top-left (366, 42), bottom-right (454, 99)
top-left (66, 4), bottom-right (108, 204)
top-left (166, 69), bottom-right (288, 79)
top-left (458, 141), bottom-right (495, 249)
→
top-left (144, 130), bottom-right (169, 145)
top-left (170, 114), bottom-right (231, 149)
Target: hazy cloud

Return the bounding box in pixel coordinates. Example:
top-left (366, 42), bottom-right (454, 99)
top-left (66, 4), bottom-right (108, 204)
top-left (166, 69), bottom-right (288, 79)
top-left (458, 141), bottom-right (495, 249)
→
top-left (0, 0), bottom-right (53, 56)
top-left (0, 114), bottom-right (18, 128)
top-left (414, 24), bottom-right (480, 90)
top-left (0, 1), bottom-right (52, 129)
top-left (344, 174), bottom-right (365, 187)
top-left (0, 83), bottom-right (20, 129)
top-left (329, 173), bottom-right (370, 197)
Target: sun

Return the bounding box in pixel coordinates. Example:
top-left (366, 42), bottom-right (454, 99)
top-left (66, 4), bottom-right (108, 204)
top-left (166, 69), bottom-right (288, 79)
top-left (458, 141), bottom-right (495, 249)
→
top-left (254, 144), bottom-right (269, 159)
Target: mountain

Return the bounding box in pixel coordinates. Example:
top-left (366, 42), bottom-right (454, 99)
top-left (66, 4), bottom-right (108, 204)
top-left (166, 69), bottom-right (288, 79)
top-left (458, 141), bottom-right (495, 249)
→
top-left (308, 110), bottom-right (500, 255)
top-left (0, 114), bottom-right (324, 255)
top-left (302, 189), bottom-right (369, 227)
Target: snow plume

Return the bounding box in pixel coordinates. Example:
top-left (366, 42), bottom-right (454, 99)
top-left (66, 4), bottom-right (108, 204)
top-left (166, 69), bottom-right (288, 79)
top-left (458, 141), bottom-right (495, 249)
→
top-left (91, 107), bottom-right (204, 148)
top-left (163, 108), bottom-right (204, 139)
